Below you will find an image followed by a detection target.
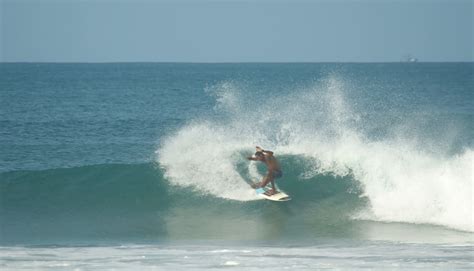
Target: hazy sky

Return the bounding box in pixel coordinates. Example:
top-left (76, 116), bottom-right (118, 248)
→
top-left (1, 0), bottom-right (472, 62)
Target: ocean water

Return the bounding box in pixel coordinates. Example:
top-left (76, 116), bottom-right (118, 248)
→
top-left (0, 63), bottom-right (473, 270)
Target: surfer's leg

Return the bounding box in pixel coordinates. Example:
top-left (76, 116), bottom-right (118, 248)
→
top-left (260, 174), bottom-right (276, 195)
top-left (270, 179), bottom-right (276, 195)
top-left (259, 173), bottom-right (272, 188)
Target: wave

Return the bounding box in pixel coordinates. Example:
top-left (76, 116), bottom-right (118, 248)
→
top-left (0, 162), bottom-right (365, 244)
top-left (157, 77), bottom-right (473, 232)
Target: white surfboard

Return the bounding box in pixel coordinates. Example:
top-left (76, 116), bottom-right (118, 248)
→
top-left (255, 186), bottom-right (291, 202)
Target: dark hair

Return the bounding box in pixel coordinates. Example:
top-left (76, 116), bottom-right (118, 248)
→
top-left (254, 151), bottom-right (264, 157)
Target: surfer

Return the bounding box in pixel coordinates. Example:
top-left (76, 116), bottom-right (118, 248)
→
top-left (247, 146), bottom-right (282, 195)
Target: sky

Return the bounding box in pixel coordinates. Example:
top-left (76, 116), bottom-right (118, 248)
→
top-left (1, 0), bottom-right (472, 62)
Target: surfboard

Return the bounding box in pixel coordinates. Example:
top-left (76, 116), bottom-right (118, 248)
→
top-left (255, 185), bottom-right (291, 202)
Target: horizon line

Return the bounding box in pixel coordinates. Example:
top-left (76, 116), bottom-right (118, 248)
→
top-left (1, 61), bottom-right (473, 64)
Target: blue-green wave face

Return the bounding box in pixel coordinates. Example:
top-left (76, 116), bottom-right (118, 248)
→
top-left (0, 162), bottom-right (367, 244)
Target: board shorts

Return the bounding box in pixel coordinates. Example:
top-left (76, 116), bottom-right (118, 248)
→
top-left (269, 169), bottom-right (283, 179)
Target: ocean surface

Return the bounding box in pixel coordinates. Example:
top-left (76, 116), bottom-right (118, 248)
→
top-left (0, 63), bottom-right (473, 270)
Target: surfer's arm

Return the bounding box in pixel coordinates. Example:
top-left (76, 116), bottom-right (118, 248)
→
top-left (256, 146), bottom-right (273, 156)
top-left (261, 150), bottom-right (274, 156)
top-left (247, 157), bottom-right (258, 161)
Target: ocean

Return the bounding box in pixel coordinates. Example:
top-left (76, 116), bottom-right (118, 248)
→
top-left (0, 63), bottom-right (473, 270)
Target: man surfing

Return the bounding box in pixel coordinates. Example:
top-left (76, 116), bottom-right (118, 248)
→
top-left (247, 146), bottom-right (282, 195)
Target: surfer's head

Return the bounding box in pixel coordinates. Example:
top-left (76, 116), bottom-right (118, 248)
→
top-left (254, 151), bottom-right (265, 159)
